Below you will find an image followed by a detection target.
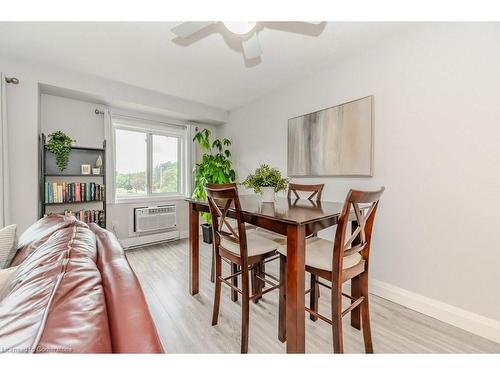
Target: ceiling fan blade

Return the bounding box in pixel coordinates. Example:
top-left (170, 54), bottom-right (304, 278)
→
top-left (260, 21), bottom-right (325, 37)
top-left (242, 33), bottom-right (262, 60)
top-left (171, 22), bottom-right (215, 38)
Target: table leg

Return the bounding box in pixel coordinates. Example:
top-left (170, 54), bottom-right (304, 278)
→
top-left (189, 202), bottom-right (199, 295)
top-left (285, 224), bottom-right (306, 353)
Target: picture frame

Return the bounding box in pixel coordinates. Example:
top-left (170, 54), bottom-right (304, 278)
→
top-left (81, 164), bottom-right (91, 175)
top-left (287, 95), bottom-right (374, 177)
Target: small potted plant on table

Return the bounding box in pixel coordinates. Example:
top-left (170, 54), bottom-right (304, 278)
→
top-left (192, 129), bottom-right (236, 244)
top-left (242, 164), bottom-right (289, 202)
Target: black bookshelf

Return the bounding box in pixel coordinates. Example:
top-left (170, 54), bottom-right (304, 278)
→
top-left (44, 173), bottom-right (105, 177)
top-left (40, 133), bottom-right (107, 228)
top-left (44, 200), bottom-right (105, 206)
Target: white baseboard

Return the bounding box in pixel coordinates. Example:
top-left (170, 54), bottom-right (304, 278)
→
top-left (368, 278), bottom-right (500, 344)
top-left (120, 229), bottom-right (189, 249)
top-left (121, 230), bottom-right (180, 249)
top-left (177, 227), bottom-right (204, 239)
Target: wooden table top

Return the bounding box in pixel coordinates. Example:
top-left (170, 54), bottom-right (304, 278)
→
top-left (185, 195), bottom-right (345, 225)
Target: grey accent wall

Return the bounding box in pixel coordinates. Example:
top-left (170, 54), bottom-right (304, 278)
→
top-left (41, 94), bottom-right (104, 148)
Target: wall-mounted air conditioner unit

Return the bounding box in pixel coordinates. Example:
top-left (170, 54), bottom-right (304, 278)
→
top-left (121, 205), bottom-right (179, 249)
top-left (134, 205), bottom-right (177, 233)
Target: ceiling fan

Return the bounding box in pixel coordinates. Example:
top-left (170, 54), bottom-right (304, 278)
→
top-left (171, 21), bottom-right (323, 61)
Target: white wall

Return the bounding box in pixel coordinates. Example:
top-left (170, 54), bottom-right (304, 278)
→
top-left (0, 56), bottom-right (226, 234)
top-left (221, 23), bottom-right (500, 326)
top-left (0, 59), bottom-right (40, 233)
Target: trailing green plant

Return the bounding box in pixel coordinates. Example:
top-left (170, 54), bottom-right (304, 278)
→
top-left (46, 131), bottom-right (75, 172)
top-left (192, 128), bottom-right (236, 223)
top-left (242, 164), bottom-right (289, 194)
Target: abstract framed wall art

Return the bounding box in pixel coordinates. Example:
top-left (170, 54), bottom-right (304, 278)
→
top-left (287, 96), bottom-right (373, 177)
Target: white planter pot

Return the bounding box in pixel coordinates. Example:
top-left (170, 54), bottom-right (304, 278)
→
top-left (261, 187), bottom-right (275, 202)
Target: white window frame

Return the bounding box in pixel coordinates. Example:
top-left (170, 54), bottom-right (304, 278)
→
top-left (112, 113), bottom-right (190, 203)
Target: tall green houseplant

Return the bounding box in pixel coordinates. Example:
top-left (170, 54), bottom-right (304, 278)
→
top-left (192, 129), bottom-right (236, 223)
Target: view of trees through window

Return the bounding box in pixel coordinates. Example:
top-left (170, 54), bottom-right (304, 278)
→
top-left (115, 127), bottom-right (179, 196)
top-left (152, 134), bottom-right (179, 193)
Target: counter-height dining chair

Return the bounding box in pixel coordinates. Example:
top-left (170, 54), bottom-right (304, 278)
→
top-left (278, 187), bottom-right (385, 353)
top-left (205, 183), bottom-right (282, 353)
top-left (255, 183), bottom-right (325, 307)
top-left (287, 182), bottom-right (324, 201)
top-left (285, 183), bottom-right (326, 316)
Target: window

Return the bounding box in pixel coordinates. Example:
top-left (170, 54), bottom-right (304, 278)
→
top-left (113, 117), bottom-right (187, 199)
top-left (115, 128), bottom-right (147, 196)
top-left (152, 134), bottom-right (179, 194)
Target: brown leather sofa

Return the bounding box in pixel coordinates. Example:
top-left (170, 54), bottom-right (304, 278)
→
top-left (0, 215), bottom-right (164, 353)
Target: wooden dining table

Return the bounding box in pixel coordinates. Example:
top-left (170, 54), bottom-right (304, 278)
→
top-left (185, 195), bottom-right (345, 353)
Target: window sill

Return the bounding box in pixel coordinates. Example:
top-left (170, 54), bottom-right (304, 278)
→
top-left (113, 194), bottom-right (188, 205)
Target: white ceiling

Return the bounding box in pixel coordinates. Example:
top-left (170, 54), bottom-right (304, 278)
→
top-left (0, 22), bottom-right (416, 110)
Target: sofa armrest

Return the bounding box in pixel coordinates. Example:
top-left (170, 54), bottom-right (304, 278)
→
top-left (89, 224), bottom-right (164, 353)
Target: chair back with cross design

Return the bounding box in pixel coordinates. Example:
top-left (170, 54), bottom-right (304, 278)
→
top-left (332, 187), bottom-right (385, 280)
top-left (205, 183), bottom-right (248, 260)
top-left (287, 183), bottom-right (324, 201)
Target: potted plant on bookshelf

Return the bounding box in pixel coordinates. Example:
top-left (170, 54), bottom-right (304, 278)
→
top-left (242, 164), bottom-right (289, 202)
top-left (192, 128), bottom-right (236, 244)
top-left (46, 131), bottom-right (75, 172)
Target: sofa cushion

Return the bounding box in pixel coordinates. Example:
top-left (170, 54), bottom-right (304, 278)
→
top-left (89, 223), bottom-right (164, 353)
top-left (0, 224), bottom-right (17, 269)
top-left (10, 215), bottom-right (77, 267)
top-left (0, 218), bottom-right (112, 353)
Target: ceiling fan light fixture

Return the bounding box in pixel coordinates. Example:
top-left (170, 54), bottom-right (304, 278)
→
top-left (171, 21), bottom-right (324, 64)
top-left (222, 22), bottom-right (257, 35)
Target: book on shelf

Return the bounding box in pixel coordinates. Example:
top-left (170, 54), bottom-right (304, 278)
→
top-left (58, 184), bottom-right (63, 203)
top-left (75, 183), bottom-right (81, 203)
top-left (44, 182), bottom-right (105, 204)
top-left (60, 209), bottom-right (105, 228)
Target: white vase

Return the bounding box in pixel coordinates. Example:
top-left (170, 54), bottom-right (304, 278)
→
top-left (261, 187), bottom-right (275, 202)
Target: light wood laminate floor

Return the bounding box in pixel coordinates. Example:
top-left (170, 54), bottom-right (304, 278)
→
top-left (126, 239), bottom-right (500, 353)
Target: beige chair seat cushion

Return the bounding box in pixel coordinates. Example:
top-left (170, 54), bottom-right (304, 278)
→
top-left (278, 237), bottom-right (362, 271)
top-left (255, 228), bottom-right (318, 248)
top-left (253, 227), bottom-right (287, 246)
top-left (220, 230), bottom-right (278, 257)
